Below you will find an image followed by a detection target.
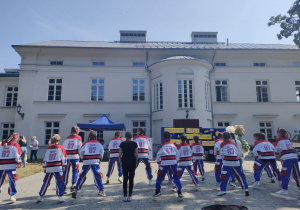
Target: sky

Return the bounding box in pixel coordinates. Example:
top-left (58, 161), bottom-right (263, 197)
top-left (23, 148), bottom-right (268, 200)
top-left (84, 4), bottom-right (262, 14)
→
top-left (0, 0), bottom-right (296, 72)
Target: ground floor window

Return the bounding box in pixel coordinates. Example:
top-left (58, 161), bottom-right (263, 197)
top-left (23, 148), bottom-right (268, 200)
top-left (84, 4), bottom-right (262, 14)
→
top-left (1, 123), bottom-right (14, 140)
top-left (259, 122), bottom-right (273, 140)
top-left (45, 122), bottom-right (60, 145)
top-left (132, 121), bottom-right (146, 137)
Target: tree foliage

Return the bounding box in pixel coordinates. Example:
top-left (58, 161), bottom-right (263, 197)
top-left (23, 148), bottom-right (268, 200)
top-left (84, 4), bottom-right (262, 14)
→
top-left (268, 0), bottom-right (300, 48)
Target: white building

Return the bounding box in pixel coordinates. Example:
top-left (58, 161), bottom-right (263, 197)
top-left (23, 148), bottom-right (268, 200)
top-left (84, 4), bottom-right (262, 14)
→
top-left (1, 30), bottom-right (300, 158)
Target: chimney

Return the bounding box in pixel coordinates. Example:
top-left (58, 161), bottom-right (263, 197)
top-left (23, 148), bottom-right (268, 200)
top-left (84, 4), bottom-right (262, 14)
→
top-left (120, 30), bottom-right (147, 43)
top-left (191, 32), bottom-right (218, 43)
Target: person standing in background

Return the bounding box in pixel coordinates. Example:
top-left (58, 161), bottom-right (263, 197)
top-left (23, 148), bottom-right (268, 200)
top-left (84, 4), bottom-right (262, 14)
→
top-left (30, 136), bottom-right (39, 163)
top-left (119, 132), bottom-right (138, 202)
top-left (18, 135), bottom-right (27, 167)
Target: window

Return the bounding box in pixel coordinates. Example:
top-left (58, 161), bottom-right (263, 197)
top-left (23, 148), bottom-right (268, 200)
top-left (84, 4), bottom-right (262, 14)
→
top-left (91, 79), bottom-right (104, 101)
top-left (205, 82), bottom-right (210, 110)
top-left (178, 79), bottom-right (194, 108)
top-left (296, 81), bottom-right (300, 102)
top-left (97, 130), bottom-right (103, 142)
top-left (259, 122), bottom-right (273, 140)
top-left (132, 121), bottom-right (146, 137)
top-left (132, 62), bottom-right (145, 67)
top-left (92, 61), bottom-right (105, 66)
top-left (132, 79), bottom-right (145, 101)
top-left (214, 62), bottom-right (227, 67)
top-left (5, 87), bottom-right (18, 107)
top-left (253, 62), bottom-right (266, 67)
top-left (256, 80), bottom-right (268, 102)
top-left (45, 122), bottom-right (60, 145)
top-left (1, 123), bottom-right (14, 140)
top-left (154, 82), bottom-right (163, 110)
top-left (48, 78), bottom-right (62, 101)
top-left (217, 122), bottom-right (231, 127)
top-left (121, 33), bottom-right (145, 37)
top-left (215, 80), bottom-right (228, 102)
top-left (50, 61), bottom-right (63, 65)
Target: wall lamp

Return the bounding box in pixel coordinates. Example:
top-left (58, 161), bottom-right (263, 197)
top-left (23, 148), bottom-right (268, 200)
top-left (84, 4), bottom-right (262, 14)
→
top-left (186, 109), bottom-right (189, 119)
top-left (16, 104), bottom-right (25, 120)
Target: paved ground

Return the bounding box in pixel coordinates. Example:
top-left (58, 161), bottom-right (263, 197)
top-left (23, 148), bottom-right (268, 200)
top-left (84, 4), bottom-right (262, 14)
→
top-left (1, 157), bottom-right (300, 210)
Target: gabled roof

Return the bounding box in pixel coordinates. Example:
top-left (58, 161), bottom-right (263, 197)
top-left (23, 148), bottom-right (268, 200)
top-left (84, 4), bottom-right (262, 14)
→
top-left (12, 40), bottom-right (299, 50)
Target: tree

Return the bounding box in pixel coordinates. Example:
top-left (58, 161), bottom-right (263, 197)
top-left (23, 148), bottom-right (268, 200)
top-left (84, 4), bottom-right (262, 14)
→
top-left (268, 0), bottom-right (300, 48)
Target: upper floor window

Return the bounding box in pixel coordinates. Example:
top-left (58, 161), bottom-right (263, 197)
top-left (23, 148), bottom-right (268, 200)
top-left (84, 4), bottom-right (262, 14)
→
top-left (45, 122), bottom-right (59, 145)
top-left (92, 61), bottom-right (105, 66)
top-left (50, 61), bottom-right (63, 65)
top-left (1, 123), bottom-right (14, 140)
top-left (214, 62), bottom-right (227, 67)
top-left (178, 79), bottom-right (194, 108)
top-left (132, 79), bottom-right (145, 101)
top-left (5, 87), bottom-right (18, 107)
top-left (133, 62), bottom-right (145, 67)
top-left (253, 62), bottom-right (266, 67)
top-left (205, 82), bottom-right (210, 110)
top-left (154, 82), bottom-right (163, 110)
top-left (259, 122), bottom-right (273, 140)
top-left (215, 80), bottom-right (228, 102)
top-left (293, 62), bottom-right (300, 67)
top-left (91, 79), bottom-right (104, 101)
top-left (296, 81), bottom-right (300, 102)
top-left (48, 78), bottom-right (62, 101)
top-left (256, 80), bottom-right (268, 102)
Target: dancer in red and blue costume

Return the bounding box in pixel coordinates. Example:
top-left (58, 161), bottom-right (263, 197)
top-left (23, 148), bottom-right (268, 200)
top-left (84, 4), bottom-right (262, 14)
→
top-left (191, 136), bottom-right (205, 182)
top-left (176, 135), bottom-right (199, 187)
top-left (37, 134), bottom-right (67, 203)
top-left (106, 131), bottom-right (123, 184)
top-left (72, 130), bottom-right (105, 198)
top-left (218, 132), bottom-right (249, 196)
top-left (275, 128), bottom-right (300, 195)
top-left (0, 132), bottom-right (21, 202)
top-left (154, 131), bottom-right (183, 198)
top-left (252, 133), bottom-right (281, 187)
top-left (62, 125), bottom-right (82, 193)
top-left (214, 133), bottom-right (224, 187)
top-left (134, 128), bottom-right (155, 185)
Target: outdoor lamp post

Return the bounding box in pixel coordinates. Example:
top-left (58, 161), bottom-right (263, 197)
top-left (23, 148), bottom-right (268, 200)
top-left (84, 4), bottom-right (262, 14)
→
top-left (16, 104), bottom-right (25, 120)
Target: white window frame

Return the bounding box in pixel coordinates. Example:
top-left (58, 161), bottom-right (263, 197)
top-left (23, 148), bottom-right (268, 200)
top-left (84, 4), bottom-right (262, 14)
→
top-left (177, 79), bottom-right (194, 108)
top-left (154, 82), bottom-right (163, 111)
top-left (91, 78), bottom-right (104, 101)
top-left (48, 78), bottom-right (62, 101)
top-left (259, 122), bottom-right (273, 140)
top-left (256, 80), bottom-right (269, 102)
top-left (132, 121), bottom-right (146, 137)
top-left (1, 123), bottom-right (15, 140)
top-left (5, 86), bottom-right (18, 107)
top-left (205, 82), bottom-right (210, 110)
top-left (215, 80), bottom-right (228, 102)
top-left (132, 79), bottom-right (145, 101)
top-left (296, 81), bottom-right (300, 102)
top-left (44, 121), bottom-right (60, 145)
top-left (217, 122), bottom-right (231, 127)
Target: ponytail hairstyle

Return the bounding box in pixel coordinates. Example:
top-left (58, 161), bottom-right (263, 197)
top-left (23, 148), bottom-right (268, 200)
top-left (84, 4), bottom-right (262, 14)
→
top-left (125, 132), bottom-right (132, 141)
top-left (180, 134), bottom-right (187, 143)
top-left (12, 132), bottom-right (19, 141)
top-left (50, 134), bottom-right (61, 145)
top-left (258, 133), bottom-right (266, 140)
top-left (88, 130), bottom-right (97, 140)
top-left (2, 132), bottom-right (14, 148)
top-left (71, 125), bottom-right (80, 134)
top-left (20, 135), bottom-right (26, 143)
top-left (277, 128), bottom-right (288, 138)
top-left (222, 132), bottom-right (231, 141)
top-left (137, 128), bottom-right (145, 135)
top-left (193, 136), bottom-right (199, 143)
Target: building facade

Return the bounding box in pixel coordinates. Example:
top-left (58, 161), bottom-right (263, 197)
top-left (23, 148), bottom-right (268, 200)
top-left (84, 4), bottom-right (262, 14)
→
top-left (1, 31), bottom-right (300, 157)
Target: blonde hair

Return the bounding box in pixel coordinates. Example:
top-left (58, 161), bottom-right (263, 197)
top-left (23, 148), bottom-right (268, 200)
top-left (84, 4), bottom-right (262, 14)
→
top-left (50, 134), bottom-right (60, 145)
top-left (88, 130), bottom-right (97, 140)
top-left (20, 135), bottom-right (26, 143)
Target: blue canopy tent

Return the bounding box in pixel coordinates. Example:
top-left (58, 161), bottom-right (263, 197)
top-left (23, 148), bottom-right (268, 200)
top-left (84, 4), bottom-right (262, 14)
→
top-left (77, 115), bottom-right (126, 131)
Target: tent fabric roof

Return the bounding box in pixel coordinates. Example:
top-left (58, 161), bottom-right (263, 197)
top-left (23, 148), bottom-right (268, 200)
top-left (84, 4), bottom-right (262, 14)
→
top-left (77, 115), bottom-right (126, 131)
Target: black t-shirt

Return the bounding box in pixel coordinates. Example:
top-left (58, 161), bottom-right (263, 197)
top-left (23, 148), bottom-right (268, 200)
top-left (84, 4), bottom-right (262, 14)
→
top-left (19, 140), bottom-right (27, 147)
top-left (120, 141), bottom-right (138, 163)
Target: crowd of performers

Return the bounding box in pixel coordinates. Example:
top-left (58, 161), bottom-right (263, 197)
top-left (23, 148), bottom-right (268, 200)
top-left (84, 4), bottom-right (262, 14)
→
top-left (0, 126), bottom-right (300, 203)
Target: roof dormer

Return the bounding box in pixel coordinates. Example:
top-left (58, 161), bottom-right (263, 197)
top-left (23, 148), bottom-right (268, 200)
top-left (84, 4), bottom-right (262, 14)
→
top-left (120, 30), bottom-right (147, 43)
top-left (191, 32), bottom-right (218, 43)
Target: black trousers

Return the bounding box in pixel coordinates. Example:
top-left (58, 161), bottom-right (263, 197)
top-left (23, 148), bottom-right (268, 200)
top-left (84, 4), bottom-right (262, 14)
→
top-left (30, 150), bottom-right (38, 161)
top-left (122, 162), bottom-right (136, 196)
